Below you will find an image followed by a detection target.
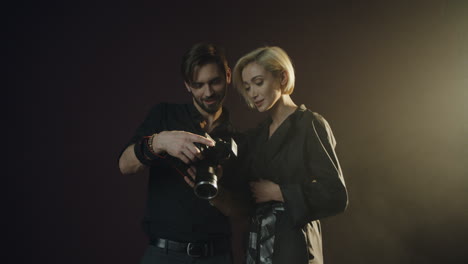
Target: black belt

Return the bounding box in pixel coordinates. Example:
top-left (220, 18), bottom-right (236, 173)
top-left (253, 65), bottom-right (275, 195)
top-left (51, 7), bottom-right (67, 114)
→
top-left (150, 238), bottom-right (230, 257)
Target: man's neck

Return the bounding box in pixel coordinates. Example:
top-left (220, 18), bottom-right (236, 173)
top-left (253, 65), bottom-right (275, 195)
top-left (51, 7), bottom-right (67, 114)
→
top-left (193, 99), bottom-right (223, 133)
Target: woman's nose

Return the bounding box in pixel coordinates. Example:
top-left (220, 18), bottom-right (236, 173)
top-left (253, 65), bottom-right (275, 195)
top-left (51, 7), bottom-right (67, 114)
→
top-left (248, 87), bottom-right (257, 98)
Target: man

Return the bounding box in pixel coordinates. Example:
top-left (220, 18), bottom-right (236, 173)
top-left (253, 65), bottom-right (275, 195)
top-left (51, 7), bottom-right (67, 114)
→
top-left (119, 43), bottom-right (247, 264)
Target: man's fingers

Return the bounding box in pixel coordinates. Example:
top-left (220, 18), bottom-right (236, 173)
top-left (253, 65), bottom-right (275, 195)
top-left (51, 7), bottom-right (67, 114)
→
top-left (184, 176), bottom-right (195, 188)
top-left (184, 165), bottom-right (197, 188)
top-left (189, 134), bottom-right (215, 147)
top-left (169, 131), bottom-right (215, 163)
top-left (187, 144), bottom-right (203, 160)
top-left (182, 148), bottom-right (199, 163)
top-left (187, 166), bottom-right (196, 180)
top-left (178, 152), bottom-right (190, 164)
top-left (216, 165), bottom-right (223, 179)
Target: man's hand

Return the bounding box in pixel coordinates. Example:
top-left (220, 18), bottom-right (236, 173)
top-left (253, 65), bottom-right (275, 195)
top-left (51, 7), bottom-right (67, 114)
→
top-left (185, 165), bottom-right (235, 216)
top-left (184, 165), bottom-right (223, 188)
top-left (249, 179), bottom-right (284, 203)
top-left (153, 131), bottom-right (215, 164)
top-left (184, 166), bottom-right (197, 188)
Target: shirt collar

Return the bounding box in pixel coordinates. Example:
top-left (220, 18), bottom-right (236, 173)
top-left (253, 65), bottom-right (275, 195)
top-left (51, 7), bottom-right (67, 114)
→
top-left (187, 103), bottom-right (233, 135)
top-left (264, 104), bottom-right (306, 126)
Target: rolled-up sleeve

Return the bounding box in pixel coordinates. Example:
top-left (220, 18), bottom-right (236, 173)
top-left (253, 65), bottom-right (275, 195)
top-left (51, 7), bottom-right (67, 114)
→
top-left (118, 103), bottom-right (167, 160)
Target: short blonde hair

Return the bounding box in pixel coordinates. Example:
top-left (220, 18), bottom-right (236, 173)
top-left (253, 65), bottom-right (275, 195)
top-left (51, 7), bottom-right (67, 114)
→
top-left (233, 46), bottom-right (295, 108)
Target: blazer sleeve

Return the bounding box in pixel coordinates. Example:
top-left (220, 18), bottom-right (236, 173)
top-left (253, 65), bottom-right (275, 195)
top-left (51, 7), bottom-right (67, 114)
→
top-left (280, 113), bottom-right (348, 227)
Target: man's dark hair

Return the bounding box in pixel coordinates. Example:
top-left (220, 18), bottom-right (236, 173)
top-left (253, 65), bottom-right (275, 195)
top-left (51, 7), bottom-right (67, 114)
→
top-left (181, 43), bottom-right (229, 85)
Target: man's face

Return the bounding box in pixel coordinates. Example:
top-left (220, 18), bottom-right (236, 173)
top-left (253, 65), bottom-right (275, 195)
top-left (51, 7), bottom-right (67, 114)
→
top-left (185, 63), bottom-right (231, 114)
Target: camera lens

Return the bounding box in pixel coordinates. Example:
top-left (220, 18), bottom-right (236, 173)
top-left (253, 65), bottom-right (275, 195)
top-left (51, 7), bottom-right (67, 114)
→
top-left (194, 181), bottom-right (218, 200)
top-left (194, 166), bottom-right (218, 199)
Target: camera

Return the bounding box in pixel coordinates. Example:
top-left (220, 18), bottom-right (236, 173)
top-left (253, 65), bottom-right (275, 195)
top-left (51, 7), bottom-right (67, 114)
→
top-left (193, 134), bottom-right (237, 200)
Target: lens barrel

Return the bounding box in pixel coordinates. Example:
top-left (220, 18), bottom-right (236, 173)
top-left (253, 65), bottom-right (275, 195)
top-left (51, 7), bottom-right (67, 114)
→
top-left (194, 166), bottom-right (218, 199)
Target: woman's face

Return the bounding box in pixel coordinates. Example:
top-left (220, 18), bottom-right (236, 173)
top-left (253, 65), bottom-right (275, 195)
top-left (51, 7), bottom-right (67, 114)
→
top-left (241, 62), bottom-right (282, 112)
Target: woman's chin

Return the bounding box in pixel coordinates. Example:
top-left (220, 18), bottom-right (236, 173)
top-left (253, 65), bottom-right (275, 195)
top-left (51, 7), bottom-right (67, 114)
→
top-left (255, 106), bottom-right (268, 113)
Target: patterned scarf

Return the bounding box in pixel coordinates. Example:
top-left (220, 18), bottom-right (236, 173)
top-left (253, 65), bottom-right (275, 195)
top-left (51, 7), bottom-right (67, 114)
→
top-left (246, 202), bottom-right (285, 264)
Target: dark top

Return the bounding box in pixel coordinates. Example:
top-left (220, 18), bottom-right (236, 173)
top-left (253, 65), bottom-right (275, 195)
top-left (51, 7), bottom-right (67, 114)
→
top-left (244, 105), bottom-right (348, 263)
top-left (120, 103), bottom-right (242, 242)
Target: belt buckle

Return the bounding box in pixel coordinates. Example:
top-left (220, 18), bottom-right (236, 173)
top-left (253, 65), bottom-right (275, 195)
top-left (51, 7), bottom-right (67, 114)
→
top-left (186, 242), bottom-right (204, 258)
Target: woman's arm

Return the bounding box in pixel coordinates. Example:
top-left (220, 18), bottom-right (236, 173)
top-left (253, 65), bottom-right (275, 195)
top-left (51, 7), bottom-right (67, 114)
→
top-left (281, 114), bottom-right (348, 226)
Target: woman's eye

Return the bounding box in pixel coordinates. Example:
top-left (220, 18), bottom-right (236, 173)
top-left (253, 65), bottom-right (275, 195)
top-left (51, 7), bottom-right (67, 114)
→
top-left (255, 81), bottom-right (263, 86)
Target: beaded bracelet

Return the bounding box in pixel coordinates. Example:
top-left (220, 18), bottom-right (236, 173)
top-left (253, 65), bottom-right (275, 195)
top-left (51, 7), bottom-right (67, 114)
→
top-left (143, 134), bottom-right (167, 160)
top-left (145, 134), bottom-right (159, 156)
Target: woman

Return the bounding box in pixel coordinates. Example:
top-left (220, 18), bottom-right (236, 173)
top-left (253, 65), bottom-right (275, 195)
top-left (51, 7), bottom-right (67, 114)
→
top-left (233, 46), bottom-right (348, 264)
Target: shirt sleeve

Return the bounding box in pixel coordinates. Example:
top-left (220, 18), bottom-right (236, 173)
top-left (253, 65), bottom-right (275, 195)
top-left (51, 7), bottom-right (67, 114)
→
top-left (280, 113), bottom-right (348, 227)
top-left (118, 103), bottom-right (167, 159)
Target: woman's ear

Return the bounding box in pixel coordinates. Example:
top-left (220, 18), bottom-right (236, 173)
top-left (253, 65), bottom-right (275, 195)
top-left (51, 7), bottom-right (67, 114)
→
top-left (280, 71), bottom-right (288, 89)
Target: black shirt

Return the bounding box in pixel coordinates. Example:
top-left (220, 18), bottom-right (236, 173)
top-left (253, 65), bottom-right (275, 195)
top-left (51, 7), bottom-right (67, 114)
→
top-left (121, 103), bottom-right (241, 242)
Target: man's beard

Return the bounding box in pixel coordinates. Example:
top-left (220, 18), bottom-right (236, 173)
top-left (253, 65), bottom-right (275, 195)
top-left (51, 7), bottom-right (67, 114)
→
top-left (193, 90), bottom-right (226, 114)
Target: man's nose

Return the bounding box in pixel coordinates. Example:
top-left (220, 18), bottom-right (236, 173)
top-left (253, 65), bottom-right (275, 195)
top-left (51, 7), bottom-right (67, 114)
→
top-left (204, 84), bottom-right (214, 96)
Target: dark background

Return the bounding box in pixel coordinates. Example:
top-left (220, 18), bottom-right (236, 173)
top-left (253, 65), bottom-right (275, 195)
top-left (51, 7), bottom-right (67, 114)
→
top-left (7, 0), bottom-right (467, 263)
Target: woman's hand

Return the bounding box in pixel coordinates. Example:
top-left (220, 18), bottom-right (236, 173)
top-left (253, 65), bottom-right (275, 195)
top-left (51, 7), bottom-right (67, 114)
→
top-left (249, 179), bottom-right (284, 203)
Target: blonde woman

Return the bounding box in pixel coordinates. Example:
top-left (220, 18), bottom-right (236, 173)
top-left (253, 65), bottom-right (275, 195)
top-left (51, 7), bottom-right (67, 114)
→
top-left (233, 46), bottom-right (348, 264)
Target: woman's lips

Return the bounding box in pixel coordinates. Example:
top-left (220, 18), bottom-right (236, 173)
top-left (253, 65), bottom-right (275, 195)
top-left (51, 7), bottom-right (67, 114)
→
top-left (254, 99), bottom-right (264, 107)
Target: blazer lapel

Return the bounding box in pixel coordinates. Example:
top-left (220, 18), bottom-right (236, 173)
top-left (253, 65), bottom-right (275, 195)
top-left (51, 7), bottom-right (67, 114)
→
top-left (263, 116), bottom-right (294, 165)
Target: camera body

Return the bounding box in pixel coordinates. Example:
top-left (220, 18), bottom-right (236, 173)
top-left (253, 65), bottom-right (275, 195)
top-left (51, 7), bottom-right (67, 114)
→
top-left (193, 135), bottom-right (237, 200)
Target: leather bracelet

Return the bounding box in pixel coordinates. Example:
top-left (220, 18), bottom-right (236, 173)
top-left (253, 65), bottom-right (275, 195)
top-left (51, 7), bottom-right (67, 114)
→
top-left (134, 138), bottom-right (153, 166)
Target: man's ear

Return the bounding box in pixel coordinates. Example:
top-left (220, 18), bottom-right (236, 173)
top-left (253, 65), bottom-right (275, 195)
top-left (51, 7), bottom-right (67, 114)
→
top-left (184, 82), bottom-right (192, 93)
top-left (225, 67), bottom-right (232, 85)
